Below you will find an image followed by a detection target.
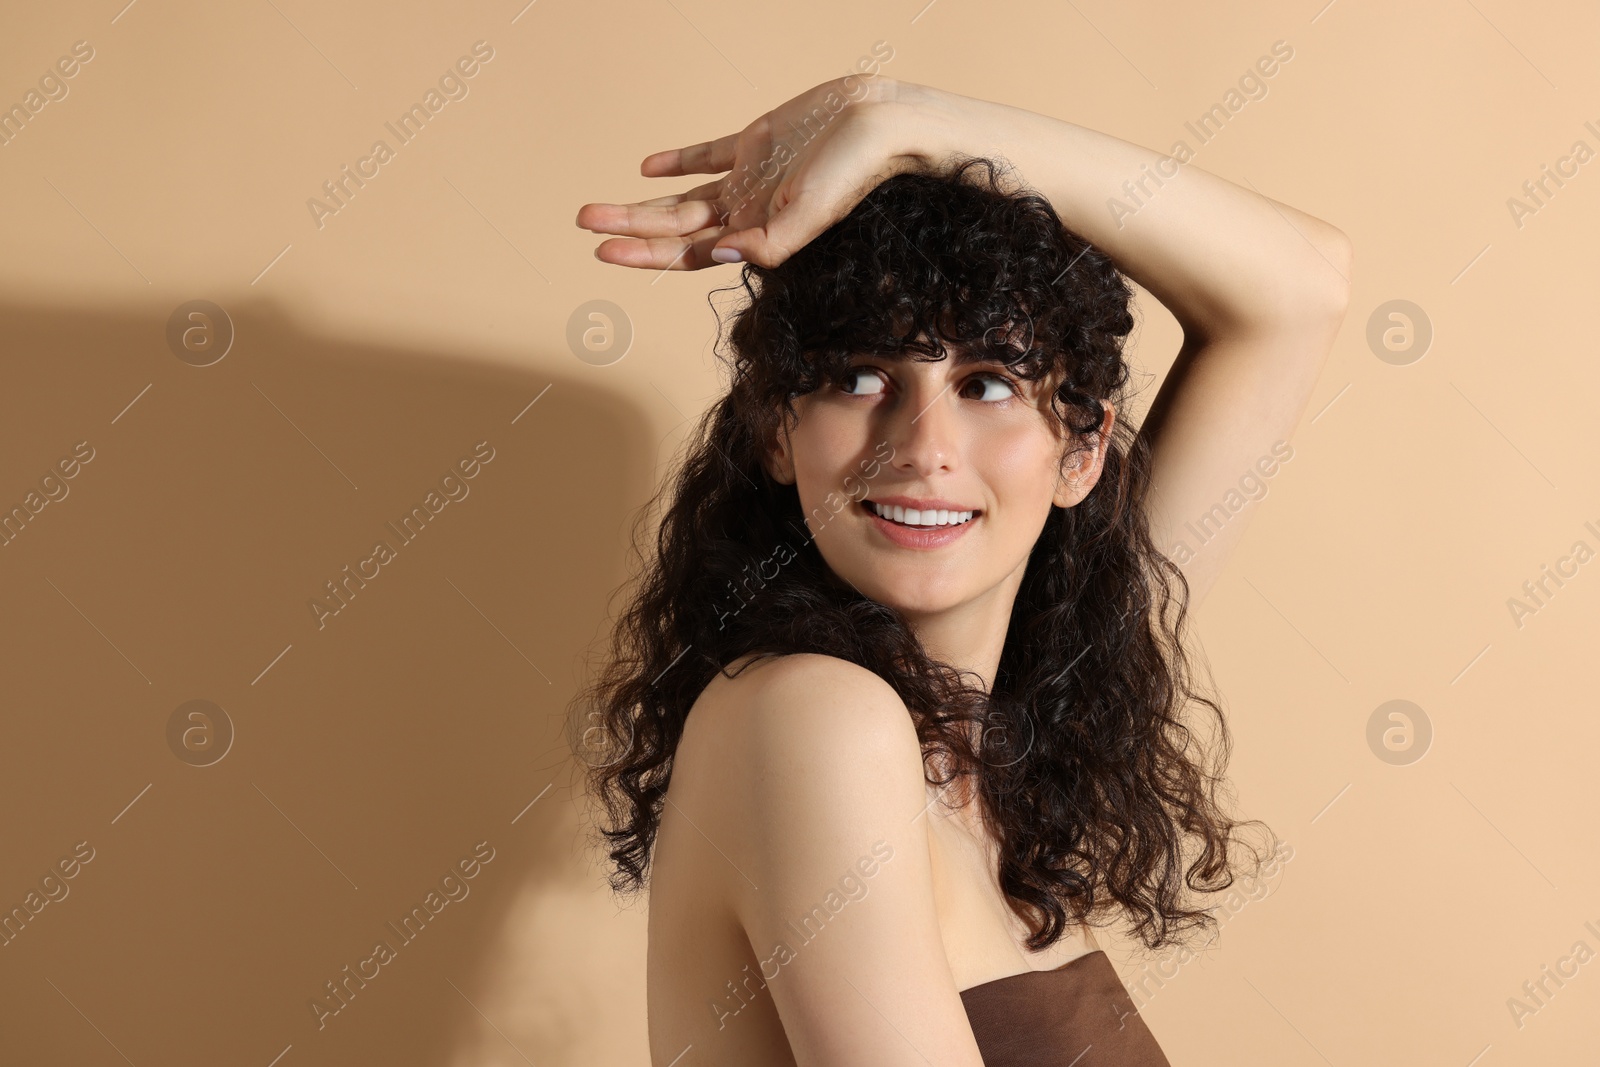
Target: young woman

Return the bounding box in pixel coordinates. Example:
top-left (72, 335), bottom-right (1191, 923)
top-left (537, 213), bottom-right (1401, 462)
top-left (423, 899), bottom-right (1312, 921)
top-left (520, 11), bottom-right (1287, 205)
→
top-left (573, 76), bottom-right (1351, 1066)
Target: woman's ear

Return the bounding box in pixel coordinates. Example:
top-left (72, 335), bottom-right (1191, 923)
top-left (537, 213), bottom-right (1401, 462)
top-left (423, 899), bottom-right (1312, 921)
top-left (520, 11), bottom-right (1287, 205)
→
top-left (763, 405), bottom-right (799, 485)
top-left (1052, 399), bottom-right (1116, 508)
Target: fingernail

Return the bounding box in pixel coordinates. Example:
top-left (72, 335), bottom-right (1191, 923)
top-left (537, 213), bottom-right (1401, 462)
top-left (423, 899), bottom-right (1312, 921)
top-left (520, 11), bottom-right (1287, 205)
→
top-left (711, 247), bottom-right (742, 263)
top-left (593, 246), bottom-right (603, 261)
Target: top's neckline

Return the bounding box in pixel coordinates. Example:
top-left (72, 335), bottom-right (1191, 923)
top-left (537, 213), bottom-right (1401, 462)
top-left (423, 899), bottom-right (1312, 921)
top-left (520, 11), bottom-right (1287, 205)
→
top-left (957, 948), bottom-right (1106, 997)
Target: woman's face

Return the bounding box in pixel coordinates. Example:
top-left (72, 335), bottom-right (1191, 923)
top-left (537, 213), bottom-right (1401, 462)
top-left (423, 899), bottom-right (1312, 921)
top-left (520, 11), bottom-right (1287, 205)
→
top-left (768, 342), bottom-right (1115, 620)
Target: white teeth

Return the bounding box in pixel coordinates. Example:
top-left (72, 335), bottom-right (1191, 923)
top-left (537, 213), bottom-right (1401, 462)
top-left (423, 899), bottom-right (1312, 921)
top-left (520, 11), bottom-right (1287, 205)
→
top-left (867, 501), bottom-right (975, 527)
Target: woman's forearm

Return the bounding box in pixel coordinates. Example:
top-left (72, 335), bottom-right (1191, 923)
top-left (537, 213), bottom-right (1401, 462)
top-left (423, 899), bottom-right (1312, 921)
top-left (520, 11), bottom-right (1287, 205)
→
top-left (889, 81), bottom-right (1352, 340)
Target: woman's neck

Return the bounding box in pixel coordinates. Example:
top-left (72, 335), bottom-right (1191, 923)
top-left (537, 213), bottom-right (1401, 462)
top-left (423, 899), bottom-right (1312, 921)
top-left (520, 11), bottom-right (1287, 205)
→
top-left (902, 571), bottom-right (1026, 693)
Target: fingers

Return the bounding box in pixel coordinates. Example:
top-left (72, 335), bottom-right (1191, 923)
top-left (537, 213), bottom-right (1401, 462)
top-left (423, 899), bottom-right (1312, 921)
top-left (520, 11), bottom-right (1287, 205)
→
top-left (576, 194), bottom-right (725, 238)
top-left (711, 192), bottom-right (855, 270)
top-left (631, 179), bottom-right (724, 208)
top-left (709, 227), bottom-right (788, 269)
top-left (594, 225), bottom-right (731, 272)
top-left (641, 132), bottom-right (739, 177)
top-left (710, 199), bottom-right (808, 270)
top-left (666, 178), bottom-right (725, 203)
top-left (711, 161), bottom-right (885, 268)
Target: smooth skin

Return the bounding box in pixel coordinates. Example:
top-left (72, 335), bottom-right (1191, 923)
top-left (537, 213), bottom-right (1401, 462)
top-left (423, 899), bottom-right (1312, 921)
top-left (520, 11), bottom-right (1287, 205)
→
top-left (581, 77), bottom-right (1352, 1066)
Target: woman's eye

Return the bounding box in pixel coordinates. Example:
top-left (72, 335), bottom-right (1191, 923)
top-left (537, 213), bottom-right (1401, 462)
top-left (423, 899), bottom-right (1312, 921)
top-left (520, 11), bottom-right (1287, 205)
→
top-left (835, 367), bottom-right (1017, 401)
top-left (962, 373), bottom-right (1019, 402)
top-left (838, 367), bottom-right (887, 396)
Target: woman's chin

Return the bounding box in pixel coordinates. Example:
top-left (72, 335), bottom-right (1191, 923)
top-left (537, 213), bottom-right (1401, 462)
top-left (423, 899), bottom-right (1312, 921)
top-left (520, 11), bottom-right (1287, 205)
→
top-left (851, 579), bottom-right (968, 618)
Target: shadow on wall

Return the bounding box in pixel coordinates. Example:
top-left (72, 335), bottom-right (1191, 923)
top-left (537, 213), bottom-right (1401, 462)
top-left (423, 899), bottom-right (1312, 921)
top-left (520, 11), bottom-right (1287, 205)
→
top-left (0, 296), bottom-right (658, 1066)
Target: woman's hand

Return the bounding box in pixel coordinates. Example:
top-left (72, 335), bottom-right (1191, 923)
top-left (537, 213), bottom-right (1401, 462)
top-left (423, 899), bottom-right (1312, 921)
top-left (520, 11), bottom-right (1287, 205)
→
top-left (575, 76), bottom-right (942, 271)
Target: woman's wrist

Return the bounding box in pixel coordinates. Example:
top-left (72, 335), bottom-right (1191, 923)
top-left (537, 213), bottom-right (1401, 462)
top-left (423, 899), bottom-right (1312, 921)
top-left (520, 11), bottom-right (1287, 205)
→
top-left (867, 79), bottom-right (1004, 177)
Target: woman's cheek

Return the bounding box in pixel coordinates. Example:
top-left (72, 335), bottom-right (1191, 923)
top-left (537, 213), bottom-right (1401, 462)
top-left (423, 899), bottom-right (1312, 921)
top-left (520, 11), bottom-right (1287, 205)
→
top-left (987, 430), bottom-right (1061, 515)
top-left (797, 414), bottom-right (867, 490)
top-left (985, 430), bottom-right (1041, 481)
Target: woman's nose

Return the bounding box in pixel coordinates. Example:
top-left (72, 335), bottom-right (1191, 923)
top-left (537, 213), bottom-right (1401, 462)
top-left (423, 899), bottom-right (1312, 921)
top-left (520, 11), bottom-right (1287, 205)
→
top-left (885, 380), bottom-right (960, 476)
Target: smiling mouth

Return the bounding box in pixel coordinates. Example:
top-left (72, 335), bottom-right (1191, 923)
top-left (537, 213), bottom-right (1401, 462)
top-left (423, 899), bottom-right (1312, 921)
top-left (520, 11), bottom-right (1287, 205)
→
top-left (859, 500), bottom-right (980, 528)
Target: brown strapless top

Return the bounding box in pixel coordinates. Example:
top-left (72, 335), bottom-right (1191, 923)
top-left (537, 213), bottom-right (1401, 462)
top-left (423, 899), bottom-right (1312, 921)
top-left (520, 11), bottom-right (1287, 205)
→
top-left (959, 949), bottom-right (1172, 1066)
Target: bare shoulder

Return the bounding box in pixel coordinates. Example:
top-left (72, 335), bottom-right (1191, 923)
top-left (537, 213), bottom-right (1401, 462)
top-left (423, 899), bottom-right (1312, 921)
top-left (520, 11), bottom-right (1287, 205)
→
top-left (711, 651), bottom-right (918, 748)
top-left (683, 652), bottom-right (925, 845)
top-left (681, 653), bottom-right (986, 1065)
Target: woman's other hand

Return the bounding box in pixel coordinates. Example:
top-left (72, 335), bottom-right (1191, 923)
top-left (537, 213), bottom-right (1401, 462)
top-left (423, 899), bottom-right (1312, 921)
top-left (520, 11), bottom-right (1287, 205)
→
top-left (575, 76), bottom-right (943, 271)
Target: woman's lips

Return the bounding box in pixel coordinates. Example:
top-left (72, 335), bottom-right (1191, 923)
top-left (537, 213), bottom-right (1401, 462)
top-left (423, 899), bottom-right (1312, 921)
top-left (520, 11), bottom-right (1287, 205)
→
top-left (859, 500), bottom-right (978, 549)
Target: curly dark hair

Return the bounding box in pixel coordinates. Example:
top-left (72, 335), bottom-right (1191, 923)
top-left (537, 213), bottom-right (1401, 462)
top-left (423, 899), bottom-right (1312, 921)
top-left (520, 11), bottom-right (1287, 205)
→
top-left (570, 155), bottom-right (1273, 952)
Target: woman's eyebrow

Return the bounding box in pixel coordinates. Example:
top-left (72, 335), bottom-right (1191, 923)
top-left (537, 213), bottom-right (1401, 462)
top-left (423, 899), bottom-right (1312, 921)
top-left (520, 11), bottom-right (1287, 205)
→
top-left (854, 347), bottom-right (1021, 367)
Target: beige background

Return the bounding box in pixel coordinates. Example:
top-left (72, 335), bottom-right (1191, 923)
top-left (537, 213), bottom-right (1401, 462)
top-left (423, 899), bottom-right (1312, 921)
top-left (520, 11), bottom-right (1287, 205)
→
top-left (1, 0), bottom-right (1596, 1063)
